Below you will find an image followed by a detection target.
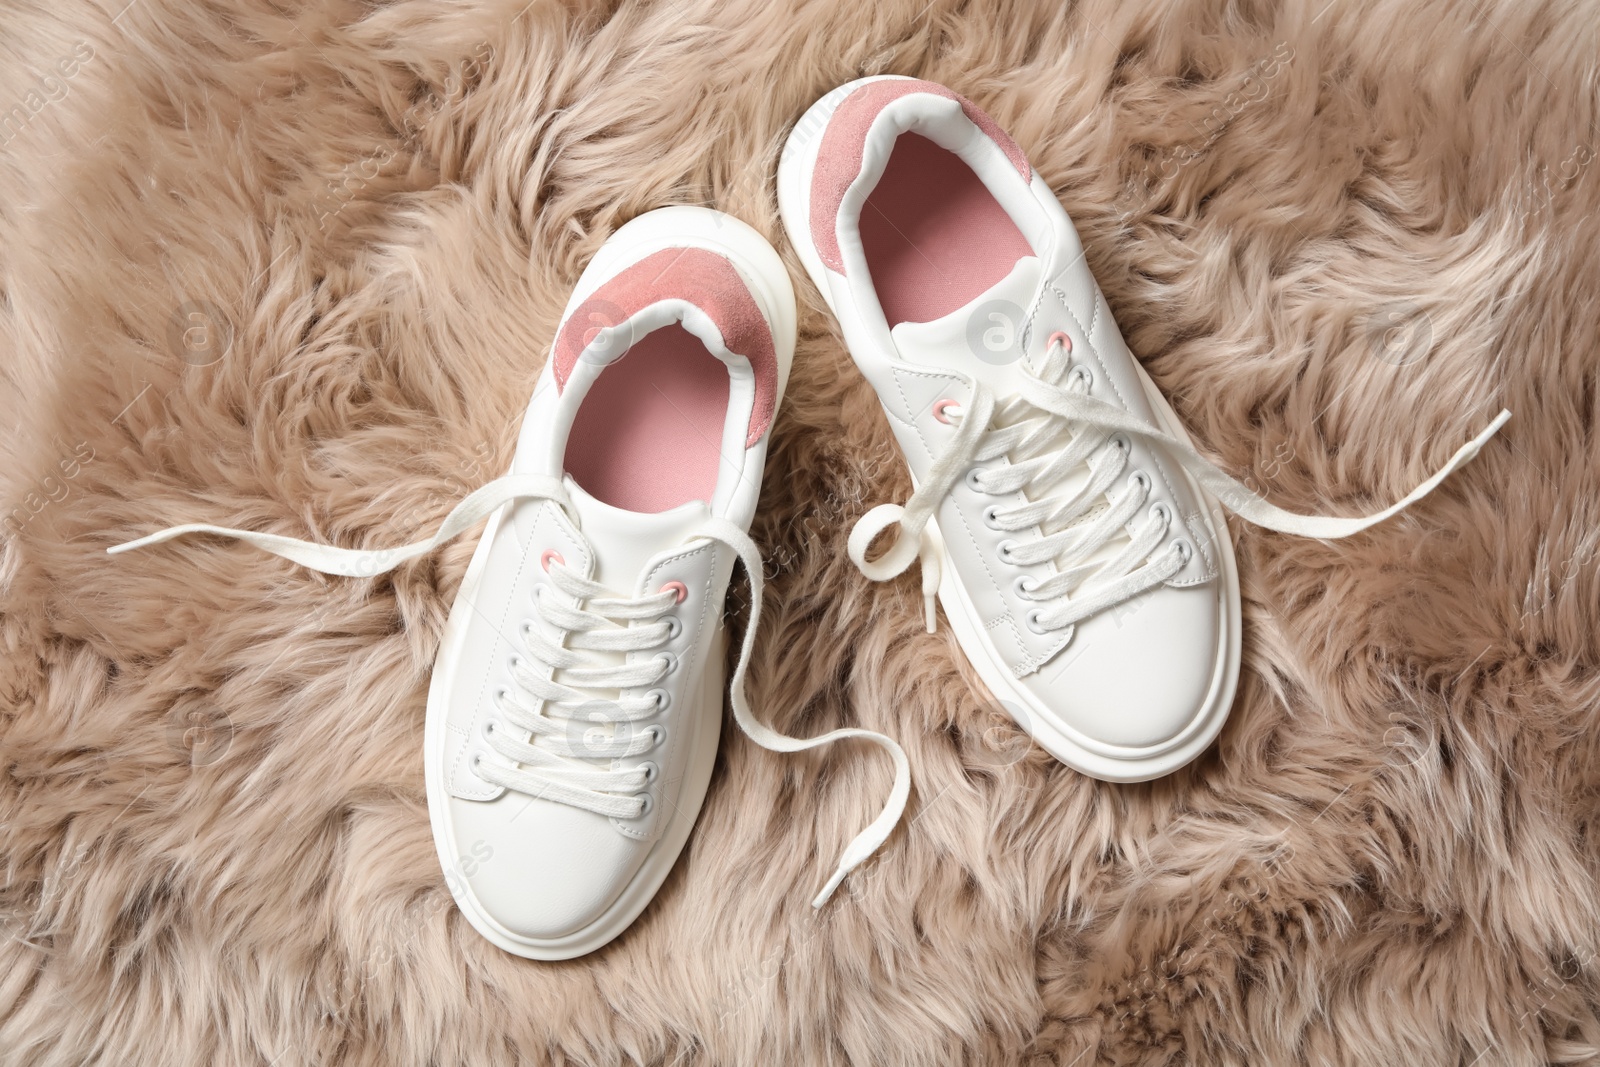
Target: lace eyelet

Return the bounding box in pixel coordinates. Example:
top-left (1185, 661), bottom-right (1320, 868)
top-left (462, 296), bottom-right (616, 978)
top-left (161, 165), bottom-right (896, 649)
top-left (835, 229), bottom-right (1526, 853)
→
top-left (1047, 331), bottom-right (1073, 354)
top-left (1174, 540), bottom-right (1194, 564)
top-left (493, 687), bottom-right (507, 704)
top-left (539, 550), bottom-right (563, 572)
top-left (483, 721), bottom-right (497, 740)
top-left (635, 793), bottom-right (654, 817)
top-left (640, 761), bottom-right (659, 784)
top-left (655, 651), bottom-right (679, 676)
top-left (647, 688), bottom-right (671, 712)
top-left (932, 398), bottom-right (960, 424)
top-left (1149, 501), bottom-right (1172, 525)
top-left (660, 580), bottom-right (688, 604)
top-left (1129, 470), bottom-right (1152, 493)
top-left (1112, 434), bottom-right (1131, 454)
top-left (1025, 608), bottom-right (1049, 634)
top-left (1013, 575), bottom-right (1038, 599)
top-left (965, 468), bottom-right (987, 493)
top-left (1071, 365), bottom-right (1093, 389)
top-left (644, 724), bottom-right (666, 748)
top-left (508, 655), bottom-right (523, 673)
top-left (982, 504), bottom-right (1004, 530)
top-left (470, 753), bottom-right (484, 771)
top-left (997, 539), bottom-right (1018, 565)
top-left (662, 616), bottom-right (682, 640)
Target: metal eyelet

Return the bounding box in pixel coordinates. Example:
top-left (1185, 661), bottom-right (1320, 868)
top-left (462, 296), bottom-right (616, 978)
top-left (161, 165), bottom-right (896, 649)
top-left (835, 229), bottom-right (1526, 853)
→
top-left (660, 580), bottom-right (688, 604)
top-left (1025, 609), bottom-right (1049, 634)
top-left (932, 398), bottom-right (960, 424)
top-left (662, 616), bottom-right (682, 640)
top-left (647, 688), bottom-right (671, 712)
top-left (640, 761), bottom-right (659, 784)
top-left (1047, 331), bottom-right (1073, 353)
top-left (997, 539), bottom-right (1018, 565)
top-left (982, 504), bottom-right (1004, 530)
top-left (655, 651), bottom-right (679, 676)
top-left (964, 467), bottom-right (986, 493)
top-left (1013, 575), bottom-right (1038, 599)
top-left (539, 549), bottom-right (563, 572)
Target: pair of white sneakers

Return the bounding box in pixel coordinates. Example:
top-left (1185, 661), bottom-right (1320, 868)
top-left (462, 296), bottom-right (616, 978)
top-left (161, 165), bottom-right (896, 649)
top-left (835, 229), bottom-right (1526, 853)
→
top-left (111, 78), bottom-right (1509, 959)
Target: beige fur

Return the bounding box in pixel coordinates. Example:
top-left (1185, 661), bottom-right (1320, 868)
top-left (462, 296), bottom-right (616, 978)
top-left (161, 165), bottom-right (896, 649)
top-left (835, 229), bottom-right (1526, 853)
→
top-left (3, 0), bottom-right (1599, 1063)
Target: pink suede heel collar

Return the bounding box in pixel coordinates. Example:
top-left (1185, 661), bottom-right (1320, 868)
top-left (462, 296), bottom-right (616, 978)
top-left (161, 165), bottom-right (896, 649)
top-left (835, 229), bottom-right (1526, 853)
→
top-left (810, 79), bottom-right (1031, 274)
top-left (553, 247), bottom-right (778, 448)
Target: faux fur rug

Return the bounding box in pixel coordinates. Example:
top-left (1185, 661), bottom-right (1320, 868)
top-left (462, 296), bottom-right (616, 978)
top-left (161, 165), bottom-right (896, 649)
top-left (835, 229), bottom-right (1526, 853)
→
top-left (4, 0), bottom-right (1600, 1063)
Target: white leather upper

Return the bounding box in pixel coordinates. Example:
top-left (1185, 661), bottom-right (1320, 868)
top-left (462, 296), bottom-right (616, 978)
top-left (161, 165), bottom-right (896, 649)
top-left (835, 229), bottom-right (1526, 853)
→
top-left (435, 210), bottom-right (792, 942)
top-left (796, 81), bottom-right (1232, 757)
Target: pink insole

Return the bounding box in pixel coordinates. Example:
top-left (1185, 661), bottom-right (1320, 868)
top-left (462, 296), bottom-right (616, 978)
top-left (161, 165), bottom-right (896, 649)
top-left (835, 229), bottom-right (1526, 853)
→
top-left (860, 133), bottom-right (1033, 326)
top-left (564, 324), bottom-right (730, 513)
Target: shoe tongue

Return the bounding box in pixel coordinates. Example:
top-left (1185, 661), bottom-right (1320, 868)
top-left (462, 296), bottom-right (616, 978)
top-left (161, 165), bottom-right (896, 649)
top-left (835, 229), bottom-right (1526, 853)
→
top-left (890, 255), bottom-right (1132, 575)
top-left (563, 477), bottom-right (710, 593)
top-left (889, 255), bottom-right (1043, 394)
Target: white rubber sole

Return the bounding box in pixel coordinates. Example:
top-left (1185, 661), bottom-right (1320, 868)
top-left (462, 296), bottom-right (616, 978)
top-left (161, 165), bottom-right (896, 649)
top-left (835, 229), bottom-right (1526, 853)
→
top-left (424, 205), bottom-right (792, 958)
top-left (777, 78), bottom-right (1242, 782)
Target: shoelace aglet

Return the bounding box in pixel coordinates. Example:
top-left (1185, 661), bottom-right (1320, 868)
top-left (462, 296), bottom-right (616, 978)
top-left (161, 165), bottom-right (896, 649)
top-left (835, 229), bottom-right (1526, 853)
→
top-left (811, 823), bottom-right (891, 908)
top-left (811, 865), bottom-right (851, 909)
top-left (1475, 409), bottom-right (1513, 453)
top-left (919, 529), bottom-right (941, 633)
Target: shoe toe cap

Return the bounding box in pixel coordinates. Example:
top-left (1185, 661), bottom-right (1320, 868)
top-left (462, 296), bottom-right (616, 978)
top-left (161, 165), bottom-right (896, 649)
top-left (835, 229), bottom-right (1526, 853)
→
top-left (445, 793), bottom-right (648, 944)
top-left (1029, 581), bottom-right (1228, 752)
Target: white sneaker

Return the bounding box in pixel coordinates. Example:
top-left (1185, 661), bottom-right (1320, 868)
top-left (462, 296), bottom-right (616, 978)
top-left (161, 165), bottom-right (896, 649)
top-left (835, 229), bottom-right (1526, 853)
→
top-left (108, 206), bottom-right (909, 958)
top-left (778, 77), bottom-right (1509, 782)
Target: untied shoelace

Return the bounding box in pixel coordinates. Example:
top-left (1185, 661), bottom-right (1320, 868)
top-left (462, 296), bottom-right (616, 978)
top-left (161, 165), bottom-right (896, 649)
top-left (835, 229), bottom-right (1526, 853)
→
top-left (109, 473), bottom-right (907, 908)
top-left (849, 335), bottom-right (1512, 631)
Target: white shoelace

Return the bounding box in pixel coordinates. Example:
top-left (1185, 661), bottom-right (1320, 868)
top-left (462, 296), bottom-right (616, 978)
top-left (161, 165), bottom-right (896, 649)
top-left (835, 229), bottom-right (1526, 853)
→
top-left (108, 474), bottom-right (908, 908)
top-left (850, 338), bottom-right (1512, 632)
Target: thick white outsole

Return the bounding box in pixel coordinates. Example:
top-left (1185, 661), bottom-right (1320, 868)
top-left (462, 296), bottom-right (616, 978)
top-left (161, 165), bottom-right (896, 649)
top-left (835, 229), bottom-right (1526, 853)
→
top-left (777, 78), bottom-right (1242, 782)
top-left (423, 206), bottom-right (793, 959)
